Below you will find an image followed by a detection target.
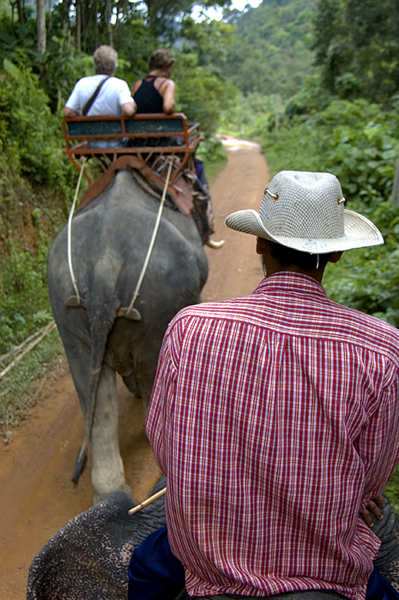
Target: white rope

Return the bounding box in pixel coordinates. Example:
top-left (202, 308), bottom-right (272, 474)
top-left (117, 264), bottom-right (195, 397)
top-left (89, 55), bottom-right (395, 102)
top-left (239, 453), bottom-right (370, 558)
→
top-left (125, 158), bottom-right (175, 314)
top-left (67, 157), bottom-right (87, 302)
top-left (0, 321), bottom-right (57, 379)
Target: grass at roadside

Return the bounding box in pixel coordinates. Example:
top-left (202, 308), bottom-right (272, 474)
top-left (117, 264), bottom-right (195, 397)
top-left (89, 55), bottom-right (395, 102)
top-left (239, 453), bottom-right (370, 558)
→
top-left (205, 153), bottom-right (228, 185)
top-left (197, 136), bottom-right (228, 185)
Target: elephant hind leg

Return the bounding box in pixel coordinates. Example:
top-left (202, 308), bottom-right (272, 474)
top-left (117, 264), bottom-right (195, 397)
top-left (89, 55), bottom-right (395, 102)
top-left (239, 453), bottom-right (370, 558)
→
top-left (91, 363), bottom-right (131, 504)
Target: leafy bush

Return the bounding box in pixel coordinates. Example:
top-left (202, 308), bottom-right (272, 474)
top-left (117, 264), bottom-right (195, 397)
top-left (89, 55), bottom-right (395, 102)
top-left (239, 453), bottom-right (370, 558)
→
top-left (174, 52), bottom-right (239, 135)
top-left (263, 99), bottom-right (399, 201)
top-left (0, 58), bottom-right (75, 357)
top-left (0, 59), bottom-right (74, 191)
top-left (219, 91), bottom-right (275, 138)
top-left (0, 235), bottom-right (53, 354)
top-left (309, 100), bottom-right (399, 202)
top-left (196, 136), bottom-right (228, 183)
top-left (261, 98), bottom-right (399, 326)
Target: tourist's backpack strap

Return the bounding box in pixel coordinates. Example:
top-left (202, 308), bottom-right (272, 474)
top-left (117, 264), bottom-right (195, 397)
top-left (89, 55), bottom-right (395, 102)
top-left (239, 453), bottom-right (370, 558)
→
top-left (82, 76), bottom-right (110, 116)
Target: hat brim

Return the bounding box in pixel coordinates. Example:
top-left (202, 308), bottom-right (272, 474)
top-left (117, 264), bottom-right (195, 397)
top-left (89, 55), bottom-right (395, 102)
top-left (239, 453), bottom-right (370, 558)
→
top-left (225, 209), bottom-right (384, 254)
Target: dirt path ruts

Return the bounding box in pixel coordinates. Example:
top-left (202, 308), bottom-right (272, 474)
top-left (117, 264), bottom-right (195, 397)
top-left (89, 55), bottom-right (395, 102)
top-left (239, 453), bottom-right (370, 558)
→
top-left (0, 139), bottom-right (269, 599)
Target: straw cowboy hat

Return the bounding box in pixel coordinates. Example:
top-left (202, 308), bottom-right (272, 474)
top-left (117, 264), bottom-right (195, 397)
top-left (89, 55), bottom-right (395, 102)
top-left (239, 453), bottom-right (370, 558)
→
top-left (225, 171), bottom-right (383, 254)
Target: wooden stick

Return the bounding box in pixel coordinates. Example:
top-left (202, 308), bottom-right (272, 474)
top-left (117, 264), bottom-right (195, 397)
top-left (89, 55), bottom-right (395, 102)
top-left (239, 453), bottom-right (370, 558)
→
top-left (128, 487), bottom-right (166, 515)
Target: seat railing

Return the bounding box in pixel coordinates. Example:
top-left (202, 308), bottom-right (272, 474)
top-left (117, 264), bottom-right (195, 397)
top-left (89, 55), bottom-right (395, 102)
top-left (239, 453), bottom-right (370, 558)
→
top-left (63, 112), bottom-right (202, 184)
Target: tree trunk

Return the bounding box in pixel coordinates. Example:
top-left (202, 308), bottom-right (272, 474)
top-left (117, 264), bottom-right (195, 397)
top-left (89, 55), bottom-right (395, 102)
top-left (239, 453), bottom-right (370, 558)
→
top-left (104, 0), bottom-right (113, 47)
top-left (114, 2), bottom-right (120, 38)
top-left (37, 0), bottom-right (46, 54)
top-left (17, 0), bottom-right (24, 23)
top-left (76, 0), bottom-right (81, 51)
top-left (61, 0), bottom-right (72, 31)
top-left (94, 0), bottom-right (99, 49)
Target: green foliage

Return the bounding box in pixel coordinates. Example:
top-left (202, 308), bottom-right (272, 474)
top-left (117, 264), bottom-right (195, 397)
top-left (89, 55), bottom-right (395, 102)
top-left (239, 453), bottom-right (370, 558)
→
top-left (219, 91), bottom-right (276, 137)
top-left (196, 135), bottom-right (228, 183)
top-left (179, 17), bottom-right (235, 65)
top-left (309, 100), bottom-right (399, 202)
top-left (0, 59), bottom-right (75, 190)
top-left (261, 98), bottom-right (399, 327)
top-left (0, 235), bottom-right (53, 354)
top-left (0, 56), bottom-right (75, 361)
top-left (39, 38), bottom-right (93, 113)
top-left (174, 51), bottom-right (239, 134)
top-left (222, 0), bottom-right (316, 99)
top-left (0, 10), bottom-right (37, 68)
top-left (312, 0), bottom-right (399, 105)
top-left (284, 72), bottom-right (331, 119)
top-left (384, 464), bottom-right (399, 515)
top-left (0, 328), bottom-right (66, 429)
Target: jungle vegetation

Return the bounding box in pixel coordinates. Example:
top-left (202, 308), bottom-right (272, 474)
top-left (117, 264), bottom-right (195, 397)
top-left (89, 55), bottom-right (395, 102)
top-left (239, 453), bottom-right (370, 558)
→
top-left (2, 0), bottom-right (399, 462)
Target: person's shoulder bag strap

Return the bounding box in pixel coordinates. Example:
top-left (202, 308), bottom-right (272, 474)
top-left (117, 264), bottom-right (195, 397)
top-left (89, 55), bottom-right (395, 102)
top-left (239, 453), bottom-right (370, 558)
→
top-left (82, 76), bottom-right (110, 116)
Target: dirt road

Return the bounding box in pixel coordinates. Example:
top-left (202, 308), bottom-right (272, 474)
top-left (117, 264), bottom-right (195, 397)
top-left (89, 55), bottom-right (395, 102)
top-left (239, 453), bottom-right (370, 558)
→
top-left (0, 139), bottom-right (269, 599)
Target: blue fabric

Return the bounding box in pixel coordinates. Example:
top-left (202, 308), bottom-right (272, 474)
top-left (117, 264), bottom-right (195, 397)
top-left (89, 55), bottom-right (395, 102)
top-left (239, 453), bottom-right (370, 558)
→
top-left (366, 567), bottom-right (399, 600)
top-left (127, 526), bottom-right (185, 600)
top-left (128, 529), bottom-right (399, 600)
top-left (194, 158), bottom-right (207, 187)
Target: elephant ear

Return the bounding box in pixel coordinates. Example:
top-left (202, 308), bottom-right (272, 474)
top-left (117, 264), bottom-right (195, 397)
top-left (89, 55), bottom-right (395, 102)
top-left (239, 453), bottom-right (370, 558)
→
top-left (27, 477), bottom-right (167, 600)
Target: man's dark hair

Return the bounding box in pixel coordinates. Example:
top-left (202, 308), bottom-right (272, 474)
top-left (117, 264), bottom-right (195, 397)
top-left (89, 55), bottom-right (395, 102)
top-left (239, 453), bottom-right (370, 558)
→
top-left (148, 49), bottom-right (175, 71)
top-left (269, 241), bottom-right (332, 270)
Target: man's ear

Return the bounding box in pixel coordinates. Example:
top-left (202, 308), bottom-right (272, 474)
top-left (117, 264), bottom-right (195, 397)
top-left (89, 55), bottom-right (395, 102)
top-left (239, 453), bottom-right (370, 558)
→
top-left (328, 251), bottom-right (343, 264)
top-left (256, 237), bottom-right (269, 255)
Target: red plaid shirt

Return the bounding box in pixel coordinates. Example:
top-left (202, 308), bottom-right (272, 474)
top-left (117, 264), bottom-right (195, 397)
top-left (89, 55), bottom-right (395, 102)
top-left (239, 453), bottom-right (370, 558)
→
top-left (146, 272), bottom-right (399, 599)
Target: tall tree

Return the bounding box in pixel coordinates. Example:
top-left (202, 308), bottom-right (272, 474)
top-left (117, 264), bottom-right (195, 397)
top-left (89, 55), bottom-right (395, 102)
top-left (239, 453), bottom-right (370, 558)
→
top-left (76, 0), bottom-right (81, 50)
top-left (37, 0), bottom-right (46, 54)
top-left (16, 0), bottom-right (24, 23)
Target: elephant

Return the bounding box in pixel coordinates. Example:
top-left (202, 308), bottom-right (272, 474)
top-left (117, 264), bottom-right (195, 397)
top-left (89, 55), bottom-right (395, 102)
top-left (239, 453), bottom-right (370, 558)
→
top-left (26, 480), bottom-right (399, 600)
top-left (47, 168), bottom-right (208, 501)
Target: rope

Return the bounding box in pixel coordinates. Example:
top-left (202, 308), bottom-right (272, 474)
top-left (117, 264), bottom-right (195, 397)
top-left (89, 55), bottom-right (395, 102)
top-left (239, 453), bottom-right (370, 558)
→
top-left (124, 157), bottom-right (175, 315)
top-left (67, 157), bottom-right (87, 302)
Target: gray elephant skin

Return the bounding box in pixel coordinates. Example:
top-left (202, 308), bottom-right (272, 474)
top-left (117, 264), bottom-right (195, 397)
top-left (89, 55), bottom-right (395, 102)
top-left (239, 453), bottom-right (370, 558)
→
top-left (48, 169), bottom-right (208, 500)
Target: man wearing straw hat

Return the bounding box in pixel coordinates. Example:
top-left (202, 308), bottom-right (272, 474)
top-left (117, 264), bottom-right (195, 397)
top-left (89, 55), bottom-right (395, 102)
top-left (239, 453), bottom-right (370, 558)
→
top-left (131, 171), bottom-right (399, 599)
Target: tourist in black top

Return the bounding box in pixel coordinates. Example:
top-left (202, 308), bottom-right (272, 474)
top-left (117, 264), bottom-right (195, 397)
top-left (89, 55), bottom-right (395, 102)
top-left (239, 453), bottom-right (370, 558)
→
top-left (132, 49), bottom-right (176, 114)
top-left (131, 49), bottom-right (225, 249)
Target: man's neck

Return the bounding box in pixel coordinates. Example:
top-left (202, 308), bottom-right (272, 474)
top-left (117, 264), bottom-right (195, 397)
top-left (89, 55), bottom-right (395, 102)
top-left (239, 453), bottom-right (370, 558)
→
top-left (264, 261), bottom-right (325, 284)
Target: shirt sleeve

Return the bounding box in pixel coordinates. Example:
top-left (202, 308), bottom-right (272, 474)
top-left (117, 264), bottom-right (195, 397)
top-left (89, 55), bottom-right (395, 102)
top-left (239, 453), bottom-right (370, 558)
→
top-left (146, 318), bottom-right (181, 475)
top-left (355, 359), bottom-right (399, 509)
top-left (117, 80), bottom-right (134, 106)
top-left (65, 80), bottom-right (82, 113)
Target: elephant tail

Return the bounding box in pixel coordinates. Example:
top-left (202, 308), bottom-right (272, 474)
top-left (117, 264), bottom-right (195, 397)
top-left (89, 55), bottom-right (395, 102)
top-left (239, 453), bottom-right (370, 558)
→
top-left (72, 367), bottom-right (102, 484)
top-left (72, 310), bottom-right (115, 484)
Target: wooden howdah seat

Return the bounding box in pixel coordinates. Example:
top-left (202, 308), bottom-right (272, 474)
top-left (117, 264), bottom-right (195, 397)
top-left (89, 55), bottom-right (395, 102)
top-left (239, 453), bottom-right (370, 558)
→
top-left (63, 113), bottom-right (203, 213)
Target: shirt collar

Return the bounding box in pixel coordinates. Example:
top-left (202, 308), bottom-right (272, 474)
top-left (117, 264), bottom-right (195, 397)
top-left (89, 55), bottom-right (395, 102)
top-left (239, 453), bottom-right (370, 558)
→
top-left (253, 271), bottom-right (329, 301)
